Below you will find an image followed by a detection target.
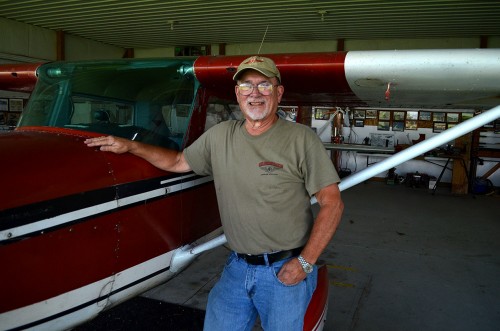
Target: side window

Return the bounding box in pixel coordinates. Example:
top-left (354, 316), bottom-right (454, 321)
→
top-left (204, 101), bottom-right (242, 132)
top-left (70, 96), bottom-right (133, 126)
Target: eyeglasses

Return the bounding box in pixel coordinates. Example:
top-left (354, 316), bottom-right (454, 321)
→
top-left (237, 82), bottom-right (279, 96)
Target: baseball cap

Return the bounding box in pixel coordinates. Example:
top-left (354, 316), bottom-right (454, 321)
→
top-left (233, 56), bottom-right (281, 82)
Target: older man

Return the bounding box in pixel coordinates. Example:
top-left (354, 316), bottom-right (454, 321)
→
top-left (85, 56), bottom-right (343, 330)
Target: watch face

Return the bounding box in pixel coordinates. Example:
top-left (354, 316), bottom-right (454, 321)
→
top-left (304, 264), bottom-right (313, 273)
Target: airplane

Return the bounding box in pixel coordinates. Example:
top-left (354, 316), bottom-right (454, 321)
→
top-left (0, 49), bottom-right (499, 331)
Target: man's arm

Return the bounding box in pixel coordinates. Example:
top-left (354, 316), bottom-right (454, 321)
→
top-left (84, 135), bottom-right (191, 173)
top-left (277, 182), bottom-right (344, 285)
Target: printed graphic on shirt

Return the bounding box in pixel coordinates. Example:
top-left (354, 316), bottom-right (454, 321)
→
top-left (258, 161), bottom-right (283, 175)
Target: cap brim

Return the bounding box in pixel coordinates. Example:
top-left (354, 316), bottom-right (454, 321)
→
top-left (233, 68), bottom-right (279, 81)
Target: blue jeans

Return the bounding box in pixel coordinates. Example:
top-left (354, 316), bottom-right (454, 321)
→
top-left (203, 252), bottom-right (318, 331)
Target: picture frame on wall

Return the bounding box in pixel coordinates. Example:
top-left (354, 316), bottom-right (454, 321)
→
top-left (433, 122), bottom-right (446, 133)
top-left (314, 107), bottom-right (331, 120)
top-left (393, 111), bottom-right (405, 121)
top-left (419, 111), bottom-right (432, 121)
top-left (365, 109), bottom-right (377, 119)
top-left (353, 109), bottom-right (366, 119)
top-left (377, 120), bottom-right (390, 131)
top-left (446, 112), bottom-right (459, 123)
top-left (433, 112), bottom-right (445, 122)
top-left (0, 112), bottom-right (6, 125)
top-left (0, 98), bottom-right (8, 111)
top-left (278, 106), bottom-right (298, 122)
top-left (6, 112), bottom-right (21, 126)
top-left (9, 99), bottom-right (24, 112)
top-left (392, 121), bottom-right (405, 131)
top-left (405, 120), bottom-right (418, 130)
top-left (461, 112), bottom-right (473, 121)
top-left (407, 111), bottom-right (419, 120)
top-left (378, 111), bottom-right (390, 120)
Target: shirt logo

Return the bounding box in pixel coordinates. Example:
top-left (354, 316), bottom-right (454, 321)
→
top-left (259, 161), bottom-right (283, 175)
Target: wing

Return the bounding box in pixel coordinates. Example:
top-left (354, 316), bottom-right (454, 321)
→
top-left (194, 49), bottom-right (500, 110)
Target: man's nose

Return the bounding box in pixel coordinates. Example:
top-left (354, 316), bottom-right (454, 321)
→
top-left (250, 85), bottom-right (261, 96)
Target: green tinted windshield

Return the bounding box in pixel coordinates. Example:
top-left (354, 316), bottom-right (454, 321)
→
top-left (19, 58), bottom-right (198, 150)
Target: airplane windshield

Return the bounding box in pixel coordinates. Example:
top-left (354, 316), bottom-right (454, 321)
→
top-left (19, 58), bottom-right (198, 150)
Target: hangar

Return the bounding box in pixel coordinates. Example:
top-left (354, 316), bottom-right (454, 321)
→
top-left (0, 1), bottom-right (499, 330)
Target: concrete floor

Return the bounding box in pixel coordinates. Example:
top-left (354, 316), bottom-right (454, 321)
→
top-left (81, 181), bottom-right (500, 330)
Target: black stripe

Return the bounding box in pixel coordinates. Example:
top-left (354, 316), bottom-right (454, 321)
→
top-left (0, 173), bottom-right (210, 237)
top-left (6, 266), bottom-right (171, 331)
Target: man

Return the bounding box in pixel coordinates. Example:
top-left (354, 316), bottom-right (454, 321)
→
top-left (85, 56), bottom-right (344, 330)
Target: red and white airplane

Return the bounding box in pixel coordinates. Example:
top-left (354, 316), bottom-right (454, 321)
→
top-left (0, 49), bottom-right (499, 331)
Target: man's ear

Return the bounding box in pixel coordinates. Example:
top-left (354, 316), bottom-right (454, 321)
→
top-left (277, 84), bottom-right (285, 102)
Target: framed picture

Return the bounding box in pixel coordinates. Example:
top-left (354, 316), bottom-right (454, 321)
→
top-left (446, 112), bottom-right (459, 123)
top-left (0, 112), bottom-right (6, 125)
top-left (393, 111), bottom-right (405, 121)
top-left (433, 122), bottom-right (446, 133)
top-left (353, 109), bottom-right (366, 119)
top-left (9, 99), bottom-right (24, 112)
top-left (447, 123), bottom-right (457, 129)
top-left (314, 107), bottom-right (330, 120)
top-left (392, 121), bottom-right (405, 131)
top-left (378, 111), bottom-right (390, 120)
top-left (461, 112), bottom-right (473, 121)
top-left (0, 98), bottom-right (8, 111)
top-left (407, 111), bottom-right (418, 120)
top-left (405, 120), bottom-right (418, 130)
top-left (278, 106), bottom-right (298, 122)
top-left (378, 120), bottom-right (390, 131)
top-left (6, 112), bottom-right (21, 126)
top-left (354, 119), bottom-right (364, 127)
top-left (365, 109), bottom-right (377, 119)
top-left (433, 112), bottom-right (445, 122)
top-left (419, 111), bottom-right (432, 121)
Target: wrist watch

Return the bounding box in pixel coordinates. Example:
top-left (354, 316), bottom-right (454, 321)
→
top-left (298, 255), bottom-right (314, 274)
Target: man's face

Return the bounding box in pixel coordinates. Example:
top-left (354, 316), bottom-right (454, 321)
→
top-left (235, 70), bottom-right (284, 122)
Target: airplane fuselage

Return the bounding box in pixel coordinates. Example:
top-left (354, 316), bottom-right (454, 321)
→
top-left (1, 50), bottom-right (499, 330)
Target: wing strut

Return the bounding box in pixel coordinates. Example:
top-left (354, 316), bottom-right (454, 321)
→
top-left (171, 105), bottom-right (500, 268)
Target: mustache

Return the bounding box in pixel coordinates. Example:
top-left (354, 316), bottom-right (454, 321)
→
top-left (246, 98), bottom-right (265, 103)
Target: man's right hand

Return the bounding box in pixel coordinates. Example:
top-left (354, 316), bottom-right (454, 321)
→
top-left (84, 135), bottom-right (133, 154)
top-left (85, 135), bottom-right (192, 173)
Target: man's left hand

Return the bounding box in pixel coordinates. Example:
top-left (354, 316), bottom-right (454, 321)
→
top-left (277, 258), bottom-right (307, 285)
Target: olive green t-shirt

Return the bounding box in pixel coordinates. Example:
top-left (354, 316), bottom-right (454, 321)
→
top-left (184, 118), bottom-right (340, 254)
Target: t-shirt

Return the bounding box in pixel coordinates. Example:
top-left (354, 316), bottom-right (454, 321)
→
top-left (184, 118), bottom-right (340, 254)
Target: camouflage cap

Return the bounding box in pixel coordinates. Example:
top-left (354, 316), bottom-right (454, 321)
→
top-left (233, 56), bottom-right (281, 82)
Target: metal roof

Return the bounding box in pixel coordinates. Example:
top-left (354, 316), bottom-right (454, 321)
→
top-left (1, 0), bottom-right (499, 49)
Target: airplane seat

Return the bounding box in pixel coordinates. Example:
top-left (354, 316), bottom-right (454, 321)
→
top-left (89, 109), bottom-right (126, 136)
top-left (94, 109), bottom-right (110, 123)
top-left (135, 107), bottom-right (180, 150)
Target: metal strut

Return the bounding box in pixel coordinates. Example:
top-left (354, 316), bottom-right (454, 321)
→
top-left (171, 105), bottom-right (500, 269)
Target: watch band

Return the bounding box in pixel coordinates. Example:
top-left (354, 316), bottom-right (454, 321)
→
top-left (298, 255), bottom-right (313, 273)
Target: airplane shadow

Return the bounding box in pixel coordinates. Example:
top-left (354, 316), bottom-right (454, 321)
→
top-left (74, 296), bottom-right (205, 331)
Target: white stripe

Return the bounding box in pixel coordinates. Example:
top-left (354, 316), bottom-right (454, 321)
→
top-left (312, 301), bottom-right (328, 331)
top-left (0, 227), bottom-right (223, 331)
top-left (1, 176), bottom-right (213, 242)
top-left (0, 250), bottom-right (175, 331)
top-left (160, 172), bottom-right (198, 185)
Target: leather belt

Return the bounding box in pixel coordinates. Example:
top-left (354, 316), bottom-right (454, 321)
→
top-left (237, 247), bottom-right (303, 265)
